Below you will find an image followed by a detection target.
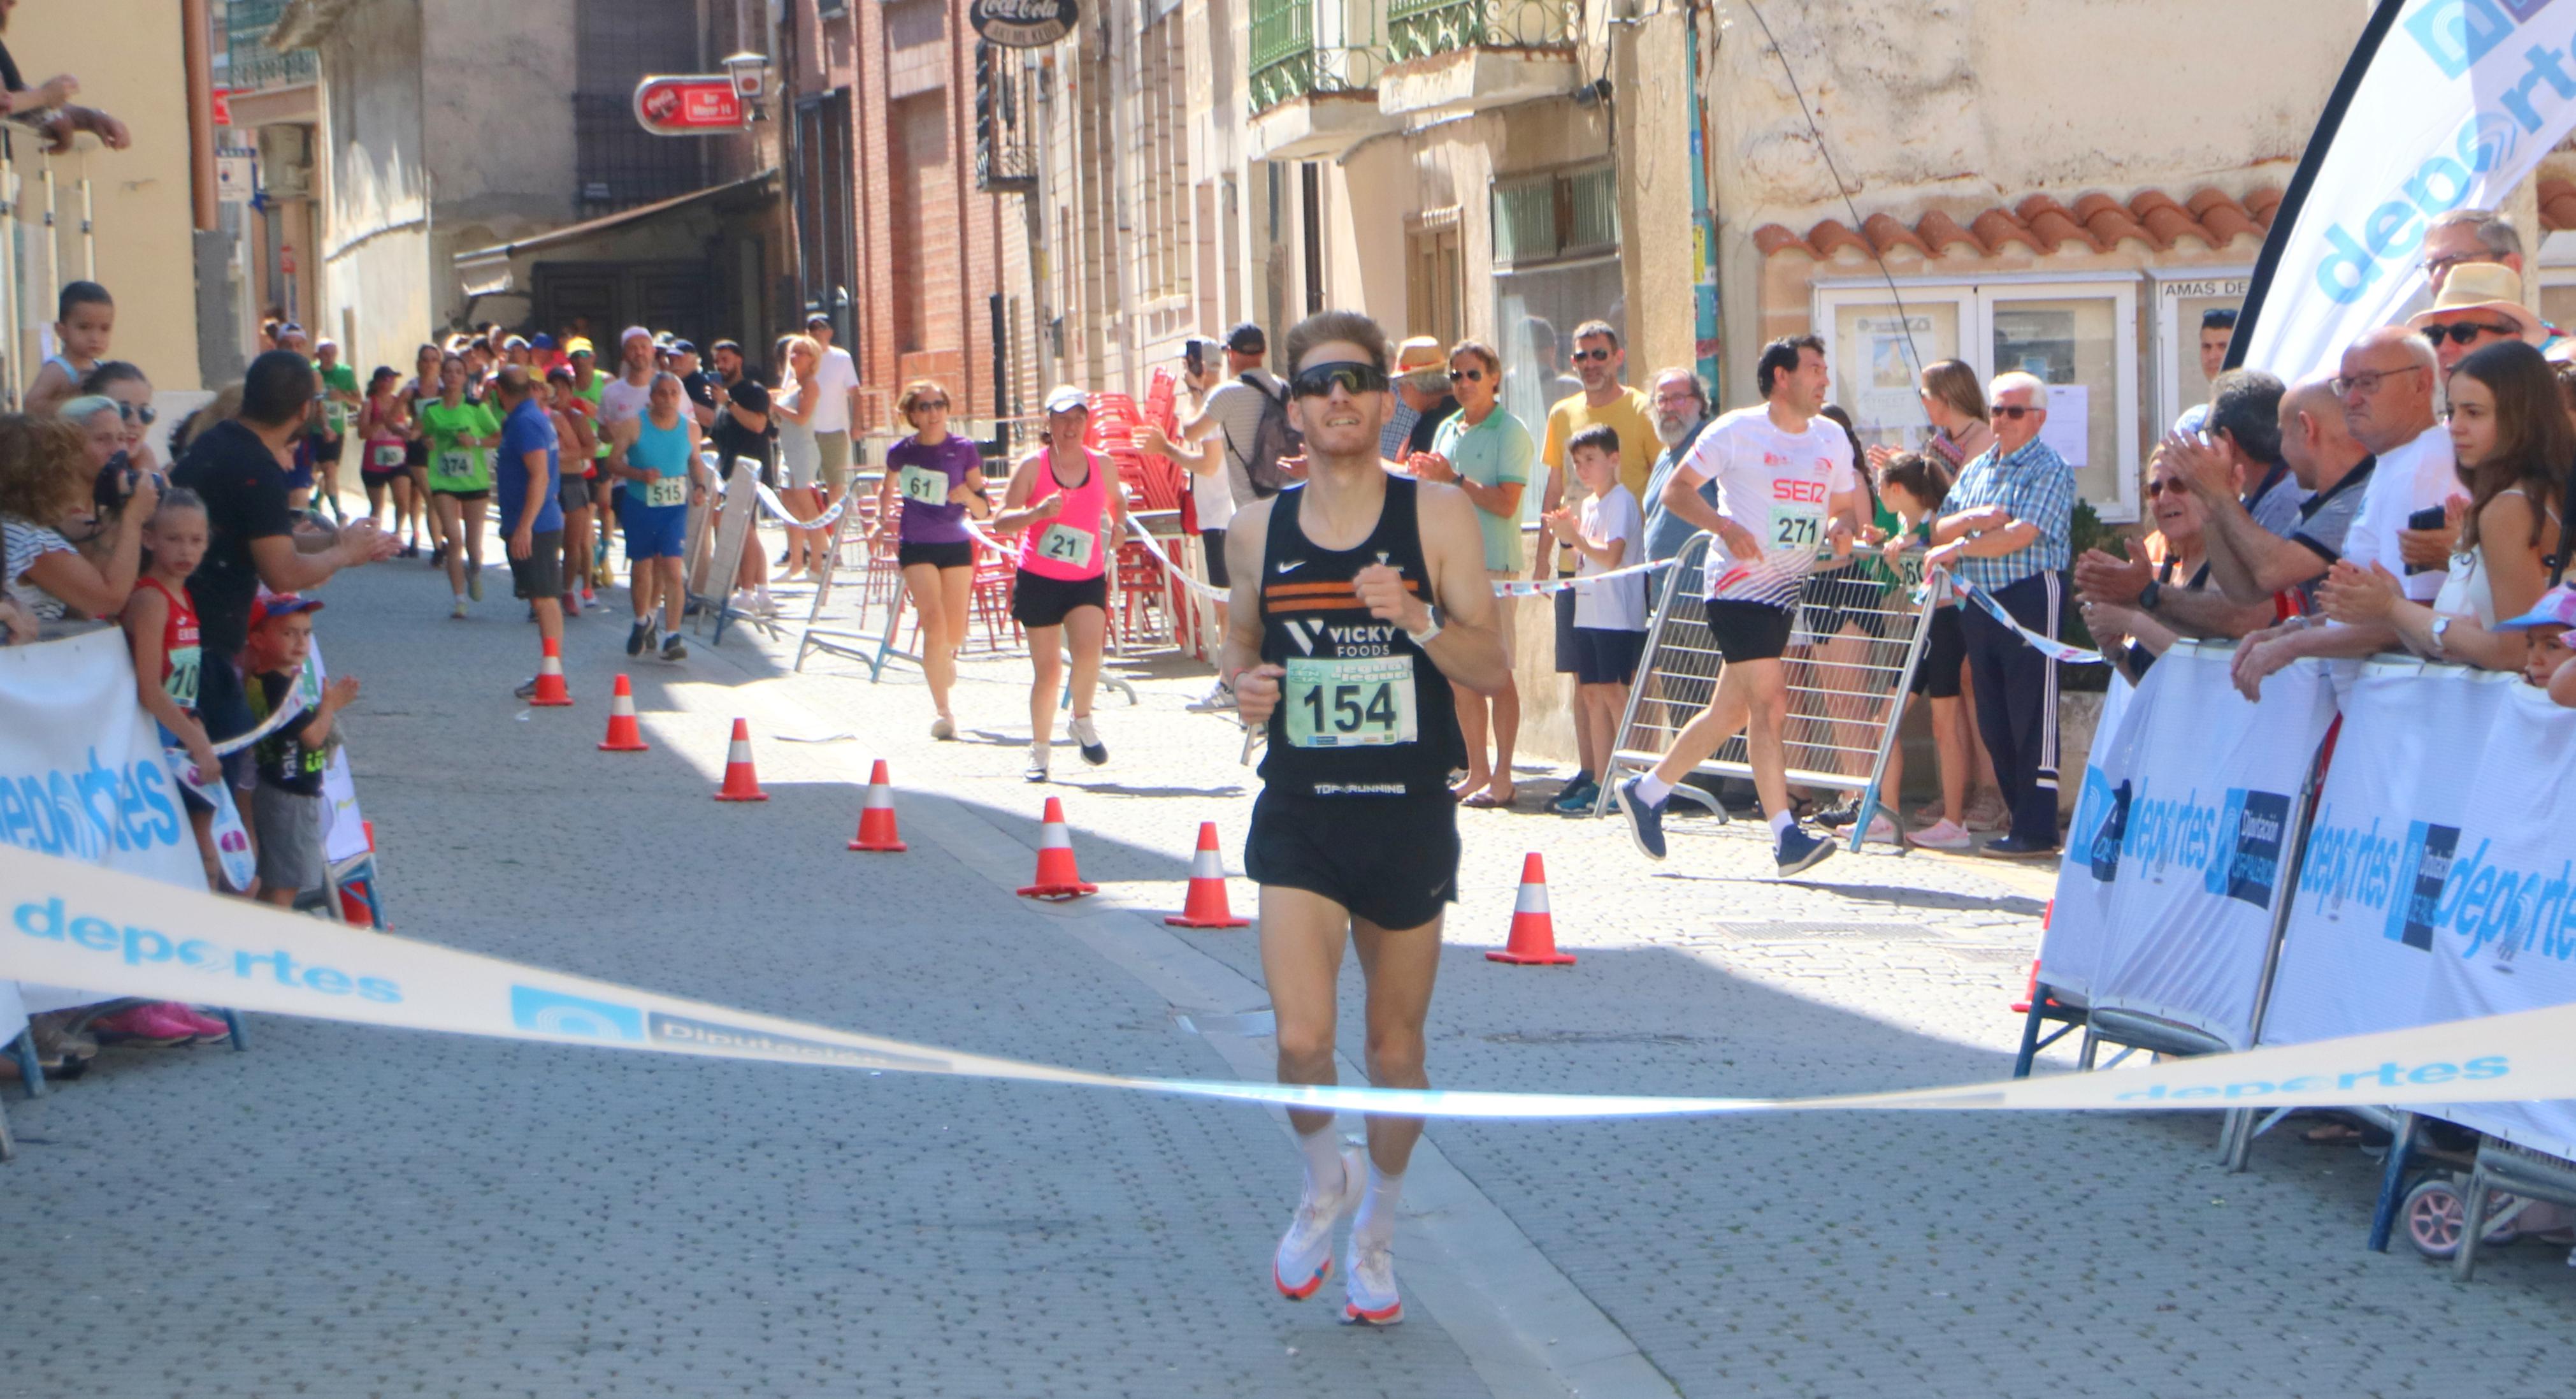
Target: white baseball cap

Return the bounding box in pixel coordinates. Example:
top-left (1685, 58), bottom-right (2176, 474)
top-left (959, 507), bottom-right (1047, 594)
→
top-left (1044, 385), bottom-right (1090, 415)
top-left (620, 325), bottom-right (653, 348)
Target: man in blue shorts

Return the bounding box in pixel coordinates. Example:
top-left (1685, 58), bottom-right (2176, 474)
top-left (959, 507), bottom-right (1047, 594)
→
top-left (607, 372), bottom-right (707, 662)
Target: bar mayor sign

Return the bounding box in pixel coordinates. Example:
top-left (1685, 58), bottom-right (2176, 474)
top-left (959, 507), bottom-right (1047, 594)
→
top-left (972, 0), bottom-right (1077, 47)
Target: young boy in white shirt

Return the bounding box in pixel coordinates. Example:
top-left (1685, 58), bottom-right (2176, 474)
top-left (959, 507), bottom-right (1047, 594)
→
top-left (1543, 425), bottom-right (1647, 813)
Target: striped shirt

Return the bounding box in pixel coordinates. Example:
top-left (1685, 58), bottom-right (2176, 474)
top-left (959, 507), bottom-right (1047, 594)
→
top-left (1945, 438), bottom-right (2075, 591)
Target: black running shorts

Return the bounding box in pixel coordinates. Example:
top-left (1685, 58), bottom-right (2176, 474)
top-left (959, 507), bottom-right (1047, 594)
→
top-left (1702, 598), bottom-right (1795, 663)
top-left (1010, 569), bottom-right (1108, 628)
top-left (1246, 790), bottom-right (1459, 931)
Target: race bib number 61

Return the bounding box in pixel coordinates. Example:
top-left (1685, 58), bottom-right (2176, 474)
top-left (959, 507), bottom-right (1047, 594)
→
top-left (898, 465), bottom-right (949, 506)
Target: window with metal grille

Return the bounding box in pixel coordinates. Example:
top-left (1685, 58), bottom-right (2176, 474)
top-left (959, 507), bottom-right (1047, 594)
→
top-left (574, 0), bottom-right (705, 212)
top-left (1490, 161), bottom-right (1618, 268)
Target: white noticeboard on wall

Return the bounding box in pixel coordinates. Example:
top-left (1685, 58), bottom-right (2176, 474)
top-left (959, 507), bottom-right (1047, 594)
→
top-left (2040, 384), bottom-right (2090, 468)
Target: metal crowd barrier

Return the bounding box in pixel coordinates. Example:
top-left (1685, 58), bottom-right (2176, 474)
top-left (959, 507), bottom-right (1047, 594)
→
top-left (1600, 532), bottom-right (1938, 852)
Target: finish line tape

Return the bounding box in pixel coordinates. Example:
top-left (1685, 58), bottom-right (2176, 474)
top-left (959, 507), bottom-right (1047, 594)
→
top-left (12, 843), bottom-right (2560, 1119)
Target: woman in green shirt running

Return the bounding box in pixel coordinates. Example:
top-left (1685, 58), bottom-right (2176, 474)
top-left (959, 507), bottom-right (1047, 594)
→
top-left (420, 354), bottom-right (502, 618)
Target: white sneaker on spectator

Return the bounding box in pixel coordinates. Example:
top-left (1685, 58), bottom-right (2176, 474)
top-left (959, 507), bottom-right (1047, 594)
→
top-left (1909, 818), bottom-right (1973, 850)
top-left (1862, 813), bottom-right (1900, 844)
top-left (1965, 791), bottom-right (2010, 832)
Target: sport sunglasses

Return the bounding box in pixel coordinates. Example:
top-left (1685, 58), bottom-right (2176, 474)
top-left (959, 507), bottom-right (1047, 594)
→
top-left (1289, 361), bottom-right (1390, 398)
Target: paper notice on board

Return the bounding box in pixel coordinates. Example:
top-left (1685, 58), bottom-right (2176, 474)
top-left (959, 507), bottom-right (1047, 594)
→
top-left (2041, 384), bottom-right (2090, 467)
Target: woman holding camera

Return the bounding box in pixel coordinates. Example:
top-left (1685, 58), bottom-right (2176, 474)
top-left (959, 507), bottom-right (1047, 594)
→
top-left (1, 410), bottom-right (152, 624)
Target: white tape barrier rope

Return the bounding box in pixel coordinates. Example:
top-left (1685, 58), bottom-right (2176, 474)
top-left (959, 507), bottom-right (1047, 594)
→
top-left (1949, 575), bottom-right (2107, 666)
top-left (2, 844), bottom-right (2559, 1119)
top-left (745, 477), bottom-right (854, 535)
top-left (207, 658), bottom-right (320, 758)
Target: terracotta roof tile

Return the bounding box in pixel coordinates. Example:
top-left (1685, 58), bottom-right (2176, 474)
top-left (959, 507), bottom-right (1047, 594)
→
top-left (1912, 209), bottom-right (1985, 256)
top-left (1859, 212), bottom-right (1933, 257)
top-left (1753, 185), bottom-right (2281, 261)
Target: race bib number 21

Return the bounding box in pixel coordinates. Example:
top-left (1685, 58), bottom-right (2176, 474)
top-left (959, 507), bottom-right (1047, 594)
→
top-left (1036, 522), bottom-right (1096, 570)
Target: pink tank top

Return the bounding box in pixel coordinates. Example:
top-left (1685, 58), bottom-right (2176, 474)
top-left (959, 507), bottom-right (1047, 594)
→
top-left (1015, 447), bottom-right (1112, 581)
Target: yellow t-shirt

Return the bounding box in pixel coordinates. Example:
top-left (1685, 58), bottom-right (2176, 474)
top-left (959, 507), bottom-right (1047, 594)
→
top-left (1540, 386), bottom-right (1658, 574)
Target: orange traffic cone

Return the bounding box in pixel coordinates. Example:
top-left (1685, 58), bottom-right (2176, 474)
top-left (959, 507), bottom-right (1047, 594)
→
top-left (597, 674), bottom-right (649, 751)
top-left (1486, 852), bottom-right (1575, 965)
top-left (848, 759), bottom-right (908, 852)
top-left (1017, 796), bottom-right (1097, 899)
top-left (1165, 821), bottom-right (1249, 927)
top-left (712, 718), bottom-right (769, 801)
top-left (528, 636), bottom-right (573, 707)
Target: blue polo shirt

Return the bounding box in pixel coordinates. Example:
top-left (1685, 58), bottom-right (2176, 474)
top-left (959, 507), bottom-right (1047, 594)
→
top-left (497, 396), bottom-right (564, 535)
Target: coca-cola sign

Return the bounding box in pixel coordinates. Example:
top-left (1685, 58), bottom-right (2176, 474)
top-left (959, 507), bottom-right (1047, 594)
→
top-left (632, 75), bottom-right (746, 136)
top-left (970, 0), bottom-right (1076, 48)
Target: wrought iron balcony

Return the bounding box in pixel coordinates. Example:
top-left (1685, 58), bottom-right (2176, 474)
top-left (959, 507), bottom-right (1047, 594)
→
top-left (1384, 0), bottom-right (1574, 63)
top-left (1249, 0), bottom-right (1384, 115)
top-left (225, 0), bottom-right (319, 91)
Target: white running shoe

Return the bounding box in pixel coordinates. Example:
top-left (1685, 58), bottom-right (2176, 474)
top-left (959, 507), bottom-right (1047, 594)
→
top-left (1024, 744), bottom-right (1050, 783)
top-left (1862, 813), bottom-right (1900, 845)
top-left (1274, 1146), bottom-right (1364, 1301)
top-left (1908, 818), bottom-right (1973, 851)
top-left (1341, 1234), bottom-right (1402, 1326)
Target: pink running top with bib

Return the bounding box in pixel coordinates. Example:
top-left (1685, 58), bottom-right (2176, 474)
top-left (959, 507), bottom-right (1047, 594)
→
top-left (1015, 447), bottom-right (1114, 581)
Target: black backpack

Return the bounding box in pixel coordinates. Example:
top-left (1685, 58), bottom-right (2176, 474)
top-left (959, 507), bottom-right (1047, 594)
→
top-left (1227, 372), bottom-right (1303, 498)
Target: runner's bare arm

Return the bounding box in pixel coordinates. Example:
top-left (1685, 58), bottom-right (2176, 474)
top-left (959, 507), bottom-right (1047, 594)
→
top-left (1221, 498), bottom-right (1279, 721)
top-left (989, 453), bottom-right (1063, 531)
top-left (1660, 462), bottom-right (1761, 560)
top-left (607, 418), bottom-right (642, 481)
top-left (1400, 481), bottom-right (1509, 695)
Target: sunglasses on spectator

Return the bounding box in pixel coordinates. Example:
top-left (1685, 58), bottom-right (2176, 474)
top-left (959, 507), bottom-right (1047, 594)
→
top-left (1446, 367), bottom-right (1485, 384)
top-left (1290, 361), bottom-right (1388, 398)
top-left (2421, 322), bottom-right (2519, 345)
top-left (914, 398), bottom-right (951, 410)
top-left (1993, 404), bottom-right (2042, 420)
top-left (2145, 478), bottom-right (2185, 497)
top-left (1572, 347), bottom-right (1615, 363)
top-left (115, 402), bottom-right (157, 426)
top-left (2424, 252), bottom-right (2496, 277)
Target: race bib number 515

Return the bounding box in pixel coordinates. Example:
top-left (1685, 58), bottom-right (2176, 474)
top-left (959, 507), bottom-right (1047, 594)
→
top-left (1283, 656), bottom-right (1418, 749)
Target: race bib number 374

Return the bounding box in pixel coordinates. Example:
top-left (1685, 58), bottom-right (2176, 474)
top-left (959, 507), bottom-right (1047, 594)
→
top-left (1283, 656), bottom-right (1418, 749)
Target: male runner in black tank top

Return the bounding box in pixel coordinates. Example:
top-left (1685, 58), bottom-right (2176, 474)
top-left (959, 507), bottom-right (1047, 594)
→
top-left (1220, 310), bottom-right (1509, 1326)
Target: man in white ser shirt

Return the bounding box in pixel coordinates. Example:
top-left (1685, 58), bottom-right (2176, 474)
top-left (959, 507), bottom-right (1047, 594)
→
top-left (1615, 335), bottom-right (1861, 878)
top-left (2234, 326), bottom-right (2457, 699)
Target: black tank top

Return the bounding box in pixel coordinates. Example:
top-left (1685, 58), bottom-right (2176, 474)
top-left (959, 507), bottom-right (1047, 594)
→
top-left (1258, 475), bottom-right (1465, 799)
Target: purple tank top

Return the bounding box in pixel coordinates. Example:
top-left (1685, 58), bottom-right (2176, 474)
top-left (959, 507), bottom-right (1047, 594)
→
top-left (888, 433), bottom-right (984, 544)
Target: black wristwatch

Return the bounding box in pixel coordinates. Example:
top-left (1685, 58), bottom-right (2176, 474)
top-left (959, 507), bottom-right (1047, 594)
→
top-left (2138, 578), bottom-right (2163, 614)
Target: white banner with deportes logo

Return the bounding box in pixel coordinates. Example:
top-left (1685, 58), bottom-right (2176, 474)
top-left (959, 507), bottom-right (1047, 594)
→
top-left (2043, 644), bottom-right (2338, 1048)
top-left (0, 630), bottom-right (208, 1019)
top-left (6, 842), bottom-right (2575, 1118)
top-left (2041, 672), bottom-right (2146, 1003)
top-left (2241, 0), bottom-right (2576, 381)
top-left (2264, 662), bottom-right (2576, 1160)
